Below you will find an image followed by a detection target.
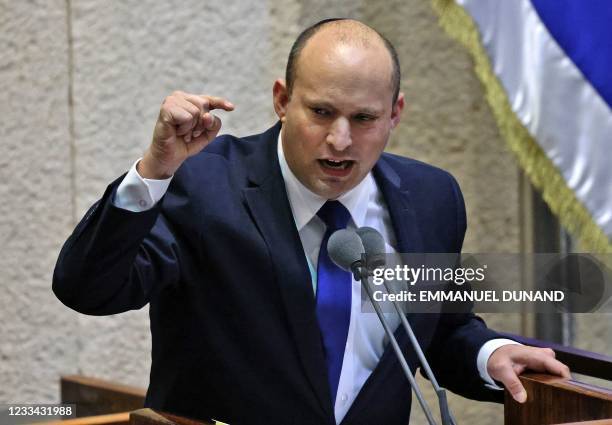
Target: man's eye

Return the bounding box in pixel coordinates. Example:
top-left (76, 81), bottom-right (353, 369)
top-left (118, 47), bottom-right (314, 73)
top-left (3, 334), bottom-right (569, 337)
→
top-left (355, 114), bottom-right (374, 122)
top-left (312, 108), bottom-right (329, 116)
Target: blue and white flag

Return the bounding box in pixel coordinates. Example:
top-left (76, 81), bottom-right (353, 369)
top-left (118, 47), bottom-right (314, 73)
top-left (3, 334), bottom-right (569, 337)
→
top-left (434, 0), bottom-right (612, 251)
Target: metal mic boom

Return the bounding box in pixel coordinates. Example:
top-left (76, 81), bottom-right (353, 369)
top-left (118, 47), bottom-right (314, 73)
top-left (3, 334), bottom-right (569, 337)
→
top-left (328, 229), bottom-right (454, 425)
top-left (354, 227), bottom-right (457, 425)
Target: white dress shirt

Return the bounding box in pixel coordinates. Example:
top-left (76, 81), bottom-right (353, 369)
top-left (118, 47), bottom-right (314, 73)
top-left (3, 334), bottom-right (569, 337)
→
top-left (114, 134), bottom-right (516, 423)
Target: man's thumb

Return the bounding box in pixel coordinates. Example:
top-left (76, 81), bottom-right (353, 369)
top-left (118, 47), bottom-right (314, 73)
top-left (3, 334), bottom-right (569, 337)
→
top-left (506, 375), bottom-right (527, 403)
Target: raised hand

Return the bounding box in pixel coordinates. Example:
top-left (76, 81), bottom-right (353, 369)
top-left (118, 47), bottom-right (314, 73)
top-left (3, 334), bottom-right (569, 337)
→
top-left (139, 91), bottom-right (234, 179)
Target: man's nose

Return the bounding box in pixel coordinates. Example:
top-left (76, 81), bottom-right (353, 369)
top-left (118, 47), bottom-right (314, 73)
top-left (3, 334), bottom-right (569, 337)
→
top-left (326, 118), bottom-right (352, 151)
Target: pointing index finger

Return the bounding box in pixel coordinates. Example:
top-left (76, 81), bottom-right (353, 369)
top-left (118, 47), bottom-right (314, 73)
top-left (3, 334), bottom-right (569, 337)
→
top-left (204, 95), bottom-right (235, 112)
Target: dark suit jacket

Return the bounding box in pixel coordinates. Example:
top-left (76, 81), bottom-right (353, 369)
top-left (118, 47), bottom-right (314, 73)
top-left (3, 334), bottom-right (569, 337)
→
top-left (53, 122), bottom-right (502, 425)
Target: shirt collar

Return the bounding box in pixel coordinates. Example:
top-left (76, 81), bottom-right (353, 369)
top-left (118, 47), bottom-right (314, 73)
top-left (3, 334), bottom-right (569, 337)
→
top-left (277, 131), bottom-right (374, 231)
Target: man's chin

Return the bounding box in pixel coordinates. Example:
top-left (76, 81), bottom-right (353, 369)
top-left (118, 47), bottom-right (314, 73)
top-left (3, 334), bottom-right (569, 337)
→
top-left (311, 179), bottom-right (355, 200)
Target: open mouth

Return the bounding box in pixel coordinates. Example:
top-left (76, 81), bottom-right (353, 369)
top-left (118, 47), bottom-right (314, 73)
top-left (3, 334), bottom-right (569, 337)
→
top-left (319, 159), bottom-right (353, 170)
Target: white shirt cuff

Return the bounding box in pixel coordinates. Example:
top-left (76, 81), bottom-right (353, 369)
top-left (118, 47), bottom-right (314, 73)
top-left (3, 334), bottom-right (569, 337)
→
top-left (113, 159), bottom-right (173, 212)
top-left (477, 338), bottom-right (522, 390)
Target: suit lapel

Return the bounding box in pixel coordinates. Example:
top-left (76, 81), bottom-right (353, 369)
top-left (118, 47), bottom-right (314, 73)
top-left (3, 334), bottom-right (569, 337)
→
top-left (373, 156), bottom-right (424, 254)
top-left (241, 123), bottom-right (334, 421)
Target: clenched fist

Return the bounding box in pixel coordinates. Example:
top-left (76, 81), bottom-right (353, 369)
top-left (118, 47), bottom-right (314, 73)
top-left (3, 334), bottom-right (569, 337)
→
top-left (139, 91), bottom-right (235, 179)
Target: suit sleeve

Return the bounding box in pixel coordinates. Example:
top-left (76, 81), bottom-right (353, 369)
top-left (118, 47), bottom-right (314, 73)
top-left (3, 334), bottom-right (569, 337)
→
top-left (52, 176), bottom-right (181, 316)
top-left (423, 173), bottom-right (505, 403)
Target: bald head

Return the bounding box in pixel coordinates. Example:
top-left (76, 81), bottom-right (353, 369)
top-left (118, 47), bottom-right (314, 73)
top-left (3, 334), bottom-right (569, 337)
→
top-left (285, 19), bottom-right (401, 104)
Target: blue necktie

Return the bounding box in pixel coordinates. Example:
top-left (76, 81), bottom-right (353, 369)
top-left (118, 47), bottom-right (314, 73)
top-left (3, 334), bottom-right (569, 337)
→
top-left (316, 200), bottom-right (352, 404)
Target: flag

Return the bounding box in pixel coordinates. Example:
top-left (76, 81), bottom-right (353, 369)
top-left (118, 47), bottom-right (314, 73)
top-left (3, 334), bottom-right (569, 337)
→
top-left (433, 0), bottom-right (612, 252)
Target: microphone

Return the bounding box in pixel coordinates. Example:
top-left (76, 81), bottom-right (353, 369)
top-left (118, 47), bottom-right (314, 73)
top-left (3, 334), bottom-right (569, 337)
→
top-left (355, 227), bottom-right (386, 270)
top-left (354, 227), bottom-right (457, 425)
top-left (327, 230), bottom-right (442, 425)
top-left (327, 229), bottom-right (365, 280)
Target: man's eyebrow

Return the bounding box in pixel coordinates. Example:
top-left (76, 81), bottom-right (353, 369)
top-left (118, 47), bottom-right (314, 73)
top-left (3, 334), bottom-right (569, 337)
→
top-left (304, 98), bottom-right (335, 108)
top-left (304, 98), bottom-right (383, 115)
top-left (355, 107), bottom-right (383, 116)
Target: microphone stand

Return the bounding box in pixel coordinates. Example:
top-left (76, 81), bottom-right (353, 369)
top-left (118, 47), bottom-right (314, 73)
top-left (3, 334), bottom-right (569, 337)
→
top-left (380, 279), bottom-right (457, 425)
top-left (354, 254), bottom-right (456, 425)
top-left (354, 255), bottom-right (438, 425)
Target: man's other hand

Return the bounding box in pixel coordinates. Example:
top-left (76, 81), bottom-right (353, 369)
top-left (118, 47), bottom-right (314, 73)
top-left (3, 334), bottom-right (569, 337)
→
top-left (487, 345), bottom-right (571, 403)
top-left (139, 91), bottom-right (235, 179)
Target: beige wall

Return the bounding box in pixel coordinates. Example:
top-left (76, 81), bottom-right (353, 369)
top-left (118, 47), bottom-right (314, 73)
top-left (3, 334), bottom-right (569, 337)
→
top-left (0, 0), bottom-right (76, 404)
top-left (1, 1), bottom-right (606, 424)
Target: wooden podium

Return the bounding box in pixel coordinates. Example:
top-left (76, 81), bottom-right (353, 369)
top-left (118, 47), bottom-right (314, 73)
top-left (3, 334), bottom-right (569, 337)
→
top-left (128, 409), bottom-right (217, 425)
top-left (501, 333), bottom-right (612, 424)
top-left (505, 374), bottom-right (612, 424)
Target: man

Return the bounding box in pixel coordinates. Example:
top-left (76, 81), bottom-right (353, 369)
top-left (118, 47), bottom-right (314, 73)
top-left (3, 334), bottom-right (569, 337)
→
top-left (53, 19), bottom-right (569, 425)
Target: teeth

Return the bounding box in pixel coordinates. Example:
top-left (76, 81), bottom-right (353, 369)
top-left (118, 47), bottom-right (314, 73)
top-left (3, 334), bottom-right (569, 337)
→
top-left (323, 160), bottom-right (348, 169)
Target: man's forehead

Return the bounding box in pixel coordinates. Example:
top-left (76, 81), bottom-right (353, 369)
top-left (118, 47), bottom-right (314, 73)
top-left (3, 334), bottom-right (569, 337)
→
top-left (294, 44), bottom-right (395, 108)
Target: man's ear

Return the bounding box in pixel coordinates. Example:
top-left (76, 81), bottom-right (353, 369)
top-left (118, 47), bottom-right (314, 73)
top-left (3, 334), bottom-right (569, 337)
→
top-left (273, 79), bottom-right (290, 123)
top-left (390, 92), bottom-right (405, 129)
